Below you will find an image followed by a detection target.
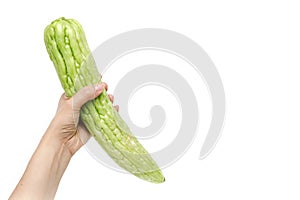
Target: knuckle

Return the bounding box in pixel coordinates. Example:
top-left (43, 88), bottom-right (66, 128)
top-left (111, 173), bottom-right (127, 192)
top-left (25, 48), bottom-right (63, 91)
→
top-left (82, 86), bottom-right (95, 99)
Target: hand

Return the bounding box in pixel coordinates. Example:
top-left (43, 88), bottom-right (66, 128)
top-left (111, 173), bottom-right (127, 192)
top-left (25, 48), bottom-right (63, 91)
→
top-left (9, 81), bottom-right (120, 200)
top-left (48, 82), bottom-right (119, 155)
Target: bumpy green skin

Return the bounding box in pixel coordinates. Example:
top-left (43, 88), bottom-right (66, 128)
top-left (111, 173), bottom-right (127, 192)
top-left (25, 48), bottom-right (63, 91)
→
top-left (44, 17), bottom-right (164, 183)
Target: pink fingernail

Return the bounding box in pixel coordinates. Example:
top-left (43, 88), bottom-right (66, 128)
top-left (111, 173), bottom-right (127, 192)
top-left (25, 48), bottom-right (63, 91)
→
top-left (101, 82), bottom-right (106, 89)
top-left (95, 83), bottom-right (102, 92)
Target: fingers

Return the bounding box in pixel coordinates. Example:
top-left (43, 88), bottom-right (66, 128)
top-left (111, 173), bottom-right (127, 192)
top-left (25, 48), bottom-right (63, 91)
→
top-left (72, 83), bottom-right (105, 110)
top-left (70, 80), bottom-right (118, 112)
top-left (114, 105), bottom-right (119, 112)
top-left (108, 94), bottom-right (114, 103)
top-left (102, 82), bottom-right (108, 91)
top-left (108, 94), bottom-right (119, 112)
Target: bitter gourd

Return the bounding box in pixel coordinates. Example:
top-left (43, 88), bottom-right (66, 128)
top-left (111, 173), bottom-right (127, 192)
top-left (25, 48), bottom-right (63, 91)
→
top-left (44, 17), bottom-right (165, 183)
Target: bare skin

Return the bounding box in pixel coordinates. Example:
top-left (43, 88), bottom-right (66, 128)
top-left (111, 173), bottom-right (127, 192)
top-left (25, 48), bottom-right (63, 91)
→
top-left (9, 82), bottom-right (119, 200)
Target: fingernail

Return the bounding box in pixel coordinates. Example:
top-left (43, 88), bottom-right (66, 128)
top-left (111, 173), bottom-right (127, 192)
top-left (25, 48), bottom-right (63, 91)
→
top-left (95, 83), bottom-right (102, 92)
top-left (101, 82), bottom-right (106, 89)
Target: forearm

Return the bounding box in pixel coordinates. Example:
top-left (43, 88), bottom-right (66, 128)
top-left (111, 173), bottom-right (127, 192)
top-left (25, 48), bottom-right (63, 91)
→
top-left (10, 127), bottom-right (72, 200)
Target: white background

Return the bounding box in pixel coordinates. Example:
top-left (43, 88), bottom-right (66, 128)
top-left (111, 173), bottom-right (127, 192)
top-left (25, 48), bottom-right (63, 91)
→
top-left (1, 0), bottom-right (300, 199)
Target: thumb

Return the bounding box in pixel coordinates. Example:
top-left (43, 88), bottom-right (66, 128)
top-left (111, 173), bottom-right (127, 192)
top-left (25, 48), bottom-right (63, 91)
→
top-left (72, 83), bottom-right (104, 111)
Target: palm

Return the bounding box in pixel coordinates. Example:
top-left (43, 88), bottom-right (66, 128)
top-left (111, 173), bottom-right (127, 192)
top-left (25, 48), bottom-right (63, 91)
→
top-left (54, 83), bottom-right (117, 155)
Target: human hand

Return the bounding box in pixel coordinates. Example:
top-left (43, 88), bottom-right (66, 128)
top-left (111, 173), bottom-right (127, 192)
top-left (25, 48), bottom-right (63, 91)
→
top-left (48, 82), bottom-right (119, 155)
top-left (10, 81), bottom-right (120, 199)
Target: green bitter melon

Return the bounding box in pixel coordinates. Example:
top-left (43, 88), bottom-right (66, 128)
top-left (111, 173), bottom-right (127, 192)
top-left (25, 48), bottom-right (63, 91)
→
top-left (44, 17), bottom-right (165, 183)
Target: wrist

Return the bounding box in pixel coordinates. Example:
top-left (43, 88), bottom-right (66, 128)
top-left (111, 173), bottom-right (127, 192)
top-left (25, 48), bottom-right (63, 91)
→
top-left (45, 117), bottom-right (84, 156)
top-left (42, 125), bottom-right (73, 160)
